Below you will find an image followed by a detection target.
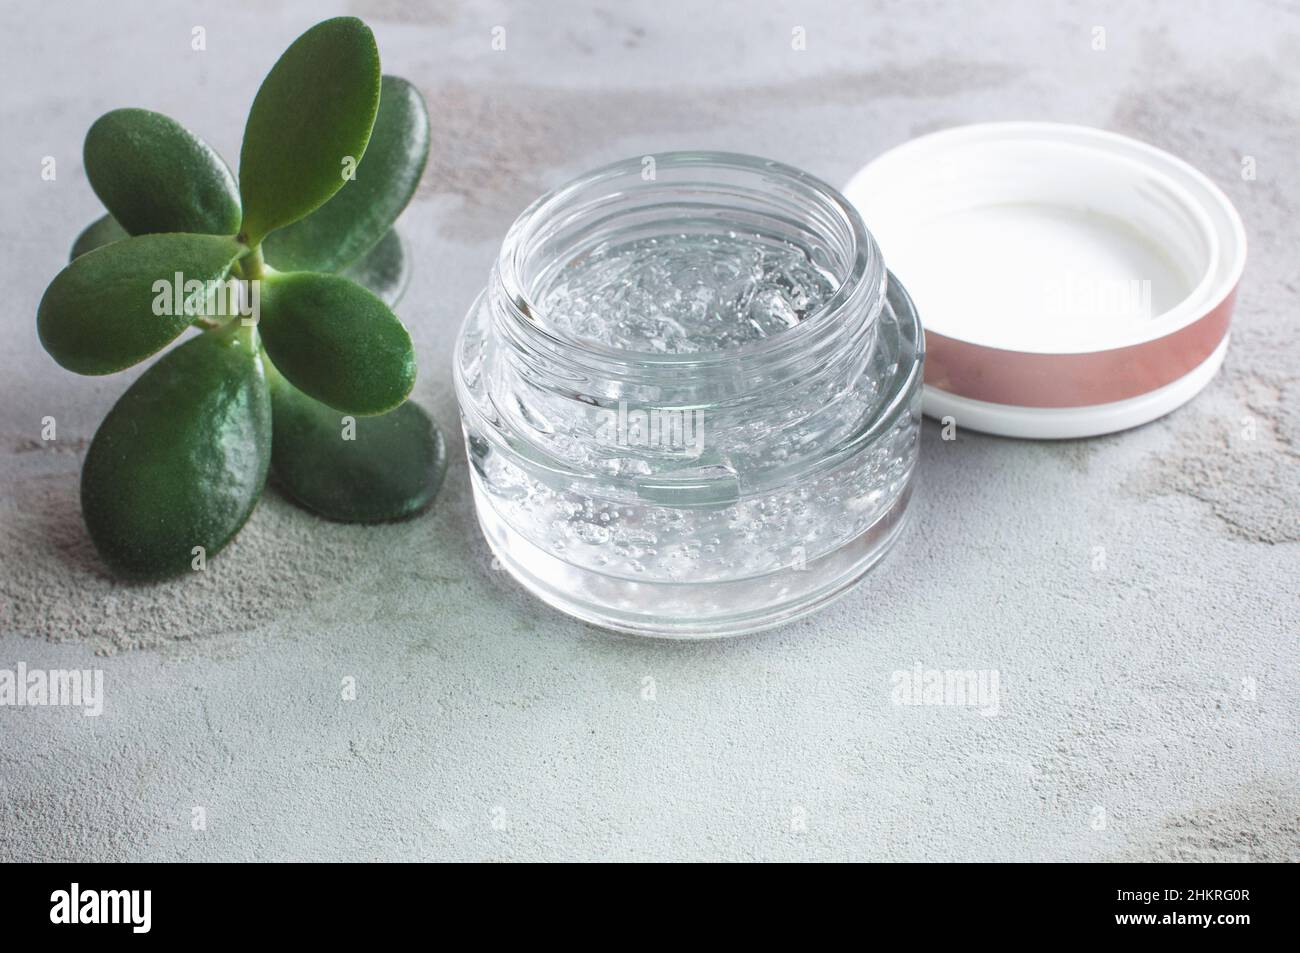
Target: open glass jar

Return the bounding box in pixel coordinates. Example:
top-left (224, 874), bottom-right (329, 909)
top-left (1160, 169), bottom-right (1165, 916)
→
top-left (454, 152), bottom-right (923, 637)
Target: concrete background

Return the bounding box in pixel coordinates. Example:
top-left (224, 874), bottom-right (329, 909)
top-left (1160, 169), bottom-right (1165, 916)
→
top-left (1, 0), bottom-right (1296, 861)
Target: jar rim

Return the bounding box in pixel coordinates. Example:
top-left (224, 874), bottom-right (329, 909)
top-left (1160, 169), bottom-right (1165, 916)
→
top-left (455, 272), bottom-right (924, 501)
top-left (494, 151), bottom-right (883, 368)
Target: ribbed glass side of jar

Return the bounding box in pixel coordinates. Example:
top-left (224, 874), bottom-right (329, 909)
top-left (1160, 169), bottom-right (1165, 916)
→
top-left (453, 153), bottom-right (923, 637)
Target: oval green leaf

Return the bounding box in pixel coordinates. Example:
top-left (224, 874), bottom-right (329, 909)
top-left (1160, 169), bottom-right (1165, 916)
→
top-left (38, 233), bottom-right (244, 375)
top-left (269, 368), bottom-right (445, 522)
top-left (85, 108), bottom-right (241, 236)
top-left (258, 271), bottom-right (415, 415)
top-left (81, 322), bottom-right (271, 580)
top-left (70, 214), bottom-right (129, 261)
top-left (339, 227), bottom-right (409, 306)
top-left (263, 75), bottom-right (429, 273)
top-left (238, 17), bottom-right (381, 247)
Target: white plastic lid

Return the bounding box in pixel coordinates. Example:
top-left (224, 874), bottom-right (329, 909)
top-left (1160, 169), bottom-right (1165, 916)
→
top-left (843, 122), bottom-right (1246, 438)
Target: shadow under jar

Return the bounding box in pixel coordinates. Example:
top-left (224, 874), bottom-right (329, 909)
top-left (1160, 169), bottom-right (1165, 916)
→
top-left (454, 152), bottom-right (923, 638)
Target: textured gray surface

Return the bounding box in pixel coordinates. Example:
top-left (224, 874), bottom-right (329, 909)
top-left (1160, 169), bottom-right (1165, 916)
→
top-left (1, 0), bottom-right (1297, 861)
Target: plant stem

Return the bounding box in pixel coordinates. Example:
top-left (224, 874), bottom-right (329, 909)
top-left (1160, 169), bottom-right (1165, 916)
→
top-left (240, 244), bottom-right (266, 280)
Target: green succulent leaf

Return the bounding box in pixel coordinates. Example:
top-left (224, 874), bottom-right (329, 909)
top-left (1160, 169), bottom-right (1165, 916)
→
top-left (237, 17), bottom-right (381, 246)
top-left (38, 233), bottom-right (244, 375)
top-left (258, 270), bottom-right (415, 416)
top-left (263, 75), bottom-right (429, 273)
top-left (269, 368), bottom-right (445, 522)
top-left (84, 108), bottom-right (242, 236)
top-left (339, 226), bottom-right (409, 305)
top-left (69, 214), bottom-right (129, 261)
top-left (81, 322), bottom-right (271, 580)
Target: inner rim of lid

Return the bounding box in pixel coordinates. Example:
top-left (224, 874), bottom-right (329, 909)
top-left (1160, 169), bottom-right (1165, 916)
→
top-left (844, 124), bottom-right (1242, 355)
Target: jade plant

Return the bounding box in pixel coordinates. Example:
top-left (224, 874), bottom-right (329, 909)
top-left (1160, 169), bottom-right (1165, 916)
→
top-left (37, 17), bottom-right (446, 581)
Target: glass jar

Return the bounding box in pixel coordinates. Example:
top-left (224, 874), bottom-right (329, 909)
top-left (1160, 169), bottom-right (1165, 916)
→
top-left (454, 152), bottom-right (923, 637)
